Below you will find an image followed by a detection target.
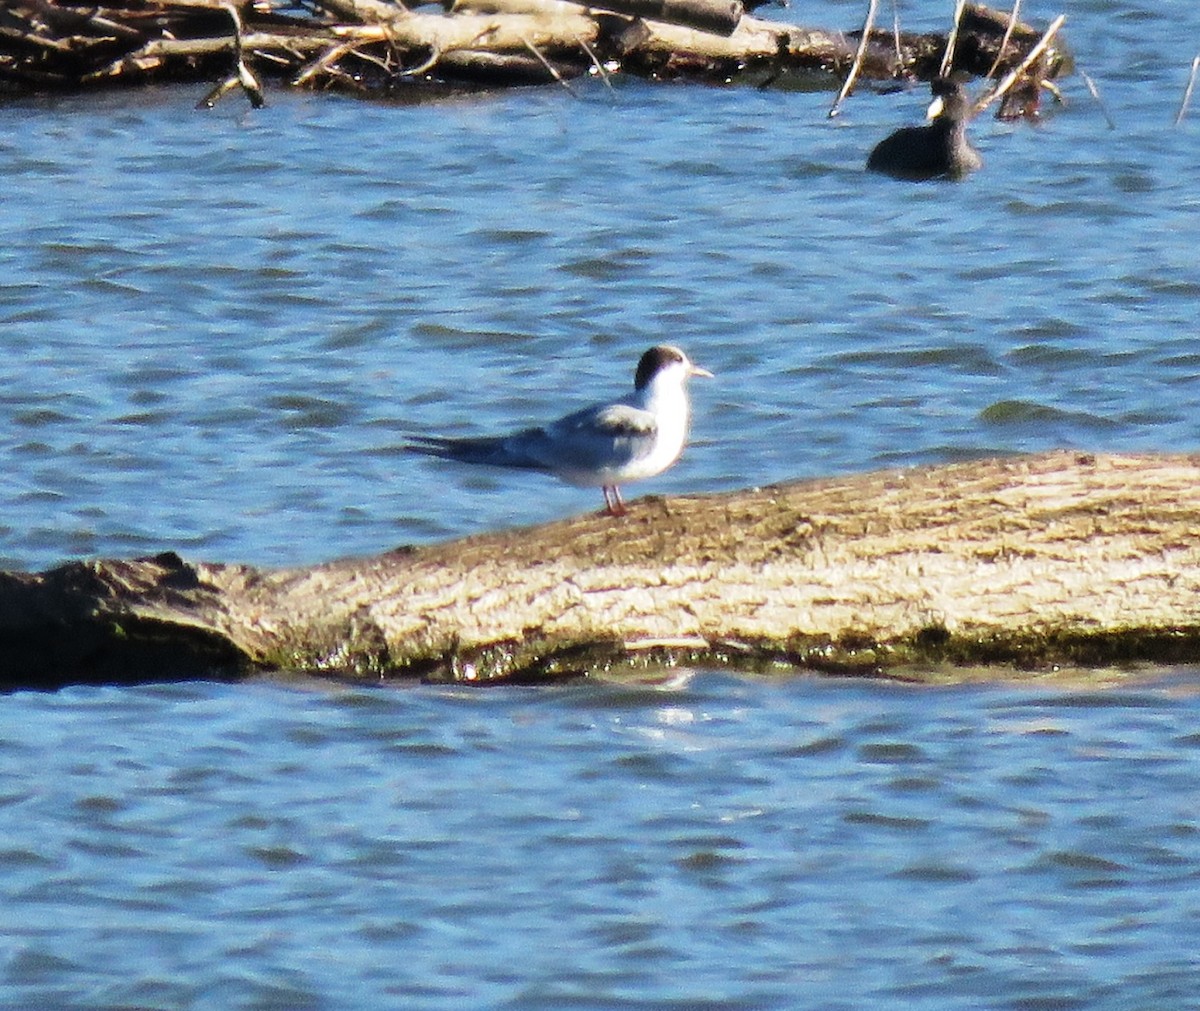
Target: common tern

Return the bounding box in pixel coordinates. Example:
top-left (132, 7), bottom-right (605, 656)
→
top-left (409, 344), bottom-right (712, 516)
top-left (867, 74), bottom-right (982, 181)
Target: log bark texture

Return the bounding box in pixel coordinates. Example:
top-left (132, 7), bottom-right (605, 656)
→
top-left (3, 451), bottom-right (1200, 690)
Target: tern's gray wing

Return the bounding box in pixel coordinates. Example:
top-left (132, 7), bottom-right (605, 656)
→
top-left (408, 401), bottom-right (657, 475)
top-left (530, 402), bottom-right (658, 472)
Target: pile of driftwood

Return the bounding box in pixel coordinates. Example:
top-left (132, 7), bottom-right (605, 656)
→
top-left (1, 0), bottom-right (1067, 103)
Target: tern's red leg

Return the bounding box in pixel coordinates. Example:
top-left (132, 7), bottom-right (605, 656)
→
top-left (602, 486), bottom-right (627, 516)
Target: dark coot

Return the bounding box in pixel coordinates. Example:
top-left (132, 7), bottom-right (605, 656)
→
top-left (867, 76), bottom-right (982, 181)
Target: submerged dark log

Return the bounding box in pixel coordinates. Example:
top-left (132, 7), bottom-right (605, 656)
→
top-left (0, 0), bottom-right (1067, 97)
top-left (4, 452), bottom-right (1200, 692)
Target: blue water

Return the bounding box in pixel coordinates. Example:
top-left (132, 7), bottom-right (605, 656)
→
top-left (2, 3), bottom-right (1199, 567)
top-left (4, 671), bottom-right (1200, 1010)
top-left (3, 0), bottom-right (1200, 1005)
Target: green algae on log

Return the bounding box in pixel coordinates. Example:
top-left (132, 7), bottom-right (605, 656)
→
top-left (2, 451), bottom-right (1200, 690)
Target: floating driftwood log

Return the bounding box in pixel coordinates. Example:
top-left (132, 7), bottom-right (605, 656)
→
top-left (4, 451), bottom-right (1200, 691)
top-left (0, 0), bottom-right (1067, 99)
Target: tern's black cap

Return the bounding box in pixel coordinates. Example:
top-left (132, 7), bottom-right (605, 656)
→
top-left (634, 345), bottom-right (688, 391)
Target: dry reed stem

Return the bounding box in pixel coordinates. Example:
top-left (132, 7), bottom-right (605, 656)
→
top-left (889, 0), bottom-right (901, 71)
top-left (1175, 54), bottom-right (1200, 125)
top-left (983, 0), bottom-right (1020, 79)
top-left (576, 32), bottom-right (614, 90)
top-left (972, 11), bottom-right (1064, 116)
top-left (938, 0), bottom-right (966, 77)
top-left (828, 0), bottom-right (877, 118)
top-left (293, 39), bottom-right (364, 85)
top-left (1078, 67), bottom-right (1115, 129)
top-left (519, 33), bottom-right (580, 95)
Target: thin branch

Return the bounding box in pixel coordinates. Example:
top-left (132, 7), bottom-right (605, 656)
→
top-left (237, 54), bottom-right (265, 105)
top-left (399, 44), bottom-right (442, 77)
top-left (890, 0), bottom-right (901, 72)
top-left (293, 38), bottom-right (360, 85)
top-left (576, 32), bottom-right (614, 92)
top-left (1175, 53), bottom-right (1200, 126)
top-left (983, 0), bottom-right (1021, 79)
top-left (204, 1), bottom-right (264, 107)
top-left (828, 0), bottom-right (877, 119)
top-left (1078, 67), bottom-right (1115, 129)
top-left (938, 0), bottom-right (966, 78)
top-left (197, 74), bottom-right (240, 107)
top-left (972, 12), bottom-right (1065, 117)
top-left (519, 34), bottom-right (579, 97)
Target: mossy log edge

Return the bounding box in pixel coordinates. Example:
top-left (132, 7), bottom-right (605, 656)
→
top-left (3, 450), bottom-right (1200, 690)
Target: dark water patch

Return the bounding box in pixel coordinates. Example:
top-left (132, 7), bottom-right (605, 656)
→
top-left (1034, 850), bottom-right (1130, 874)
top-left (1157, 352), bottom-right (1200, 369)
top-left (410, 321), bottom-right (532, 348)
top-left (676, 849), bottom-right (743, 873)
top-left (978, 399), bottom-right (1121, 430)
top-left (1007, 344), bottom-right (1096, 367)
top-left (266, 394), bottom-right (356, 430)
top-left (559, 247), bottom-right (656, 281)
top-left (1113, 170), bottom-right (1156, 194)
top-left (891, 861), bottom-right (978, 883)
top-left (886, 774), bottom-right (940, 792)
top-left (5, 947), bottom-right (86, 985)
top-left (247, 845), bottom-right (309, 869)
top-left (857, 741), bottom-right (926, 763)
top-left (844, 810), bottom-right (933, 831)
top-left (79, 275), bottom-right (153, 298)
top-left (11, 408), bottom-right (78, 429)
top-left (1126, 275), bottom-right (1200, 299)
top-left (828, 344), bottom-right (1004, 375)
top-left (660, 159), bottom-right (736, 178)
top-left (0, 848), bottom-right (55, 868)
top-left (111, 409), bottom-right (176, 427)
top-left (1120, 407), bottom-right (1182, 426)
top-left (1008, 690), bottom-right (1172, 710)
top-left (774, 735), bottom-right (845, 757)
top-left (473, 227), bottom-right (552, 244)
top-left (1012, 317), bottom-right (1092, 340)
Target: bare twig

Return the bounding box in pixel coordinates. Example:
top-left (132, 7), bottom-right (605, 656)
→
top-left (293, 38), bottom-right (360, 85)
top-left (890, 0), bottom-right (901, 72)
top-left (828, 0), bottom-right (877, 118)
top-left (1078, 67), bottom-right (1115, 129)
top-left (399, 45), bottom-right (442, 77)
top-left (85, 32), bottom-right (334, 82)
top-left (236, 53), bottom-right (265, 106)
top-left (576, 32), bottom-right (614, 92)
top-left (1175, 53), bottom-right (1200, 125)
top-left (972, 12), bottom-right (1065, 117)
top-left (983, 0), bottom-right (1021, 79)
top-left (938, 0), bottom-right (966, 77)
top-left (25, 0), bottom-right (146, 41)
top-left (197, 75), bottom-right (240, 107)
top-left (203, 1), bottom-right (264, 106)
top-left (519, 34), bottom-right (579, 97)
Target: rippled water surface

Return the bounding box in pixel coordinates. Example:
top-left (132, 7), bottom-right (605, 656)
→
top-left (3, 671), bottom-right (1200, 1009)
top-left (2, 1), bottom-right (1199, 566)
top-left (4, 0), bottom-right (1200, 1004)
